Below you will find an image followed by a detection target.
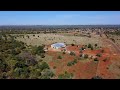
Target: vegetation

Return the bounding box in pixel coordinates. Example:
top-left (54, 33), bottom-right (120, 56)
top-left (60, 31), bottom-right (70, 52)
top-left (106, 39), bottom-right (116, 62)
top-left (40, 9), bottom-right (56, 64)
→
top-left (79, 54), bottom-right (83, 57)
top-left (57, 55), bottom-right (62, 59)
top-left (84, 54), bottom-right (88, 59)
top-left (91, 46), bottom-right (94, 50)
top-left (92, 76), bottom-right (102, 79)
top-left (71, 43), bottom-right (75, 46)
top-left (53, 66), bottom-right (56, 69)
top-left (88, 44), bottom-right (92, 48)
top-left (94, 58), bottom-right (99, 62)
top-left (96, 53), bottom-right (101, 57)
top-left (95, 44), bottom-right (97, 48)
top-left (0, 34), bottom-right (54, 79)
top-left (58, 71), bottom-right (73, 79)
top-left (63, 52), bottom-right (66, 54)
top-left (70, 51), bottom-right (76, 56)
top-left (103, 58), bottom-right (107, 62)
top-left (67, 59), bottom-right (77, 66)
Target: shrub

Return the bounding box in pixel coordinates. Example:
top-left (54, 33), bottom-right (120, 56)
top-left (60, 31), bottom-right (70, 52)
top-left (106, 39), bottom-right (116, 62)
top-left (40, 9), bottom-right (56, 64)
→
top-left (71, 43), bottom-right (75, 46)
top-left (82, 47), bottom-right (85, 50)
top-left (79, 50), bottom-right (83, 53)
top-left (40, 69), bottom-right (54, 79)
top-left (57, 55), bottom-right (62, 59)
top-left (94, 58), bottom-right (98, 61)
top-left (103, 58), bottom-right (107, 62)
top-left (91, 46), bottom-right (93, 50)
top-left (84, 54), bottom-right (88, 59)
top-left (70, 51), bottom-right (76, 56)
top-left (92, 76), bottom-right (102, 79)
top-left (96, 53), bottom-right (101, 57)
top-left (63, 52), bottom-right (66, 54)
top-left (73, 59), bottom-right (77, 64)
top-left (39, 62), bottom-right (49, 70)
top-left (67, 59), bottom-right (77, 66)
top-left (53, 66), bottom-right (56, 69)
top-left (95, 44), bottom-right (97, 47)
top-left (85, 45), bottom-right (87, 48)
top-left (79, 54), bottom-right (83, 57)
top-left (58, 71), bottom-right (73, 79)
top-left (88, 44), bottom-right (92, 48)
top-left (67, 62), bottom-right (73, 66)
top-left (41, 54), bottom-right (45, 58)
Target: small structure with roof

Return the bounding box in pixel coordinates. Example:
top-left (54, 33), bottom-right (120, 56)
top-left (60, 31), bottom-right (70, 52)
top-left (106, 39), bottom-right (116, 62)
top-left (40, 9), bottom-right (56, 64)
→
top-left (51, 43), bottom-right (66, 49)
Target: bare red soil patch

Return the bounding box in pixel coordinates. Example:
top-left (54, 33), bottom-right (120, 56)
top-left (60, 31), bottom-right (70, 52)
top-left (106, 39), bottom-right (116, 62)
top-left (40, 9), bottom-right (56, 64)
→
top-left (47, 44), bottom-right (120, 79)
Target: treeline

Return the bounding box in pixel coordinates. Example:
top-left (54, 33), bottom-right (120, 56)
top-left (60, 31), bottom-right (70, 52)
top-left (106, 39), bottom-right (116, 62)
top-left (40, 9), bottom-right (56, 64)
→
top-left (0, 34), bottom-right (54, 79)
top-left (108, 31), bottom-right (120, 35)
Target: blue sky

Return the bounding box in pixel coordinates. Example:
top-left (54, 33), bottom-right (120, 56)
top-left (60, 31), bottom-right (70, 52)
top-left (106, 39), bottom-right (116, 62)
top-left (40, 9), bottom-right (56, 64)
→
top-left (0, 11), bottom-right (120, 25)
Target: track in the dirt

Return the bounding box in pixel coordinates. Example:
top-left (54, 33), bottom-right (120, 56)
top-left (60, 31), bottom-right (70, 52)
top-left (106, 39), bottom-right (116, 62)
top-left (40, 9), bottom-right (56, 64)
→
top-left (104, 39), bottom-right (120, 54)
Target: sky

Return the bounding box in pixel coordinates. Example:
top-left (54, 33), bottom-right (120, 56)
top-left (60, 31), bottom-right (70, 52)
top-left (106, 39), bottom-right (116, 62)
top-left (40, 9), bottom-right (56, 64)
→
top-left (0, 11), bottom-right (120, 25)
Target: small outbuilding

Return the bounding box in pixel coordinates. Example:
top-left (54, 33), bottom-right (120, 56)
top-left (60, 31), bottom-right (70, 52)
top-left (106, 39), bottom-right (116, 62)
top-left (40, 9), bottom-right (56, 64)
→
top-left (51, 43), bottom-right (66, 49)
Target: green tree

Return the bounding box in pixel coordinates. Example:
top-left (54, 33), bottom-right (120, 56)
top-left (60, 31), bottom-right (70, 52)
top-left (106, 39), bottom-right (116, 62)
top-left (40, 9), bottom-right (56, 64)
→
top-left (95, 44), bottom-right (97, 48)
top-left (96, 53), bottom-right (101, 57)
top-left (40, 69), bottom-right (54, 79)
top-left (39, 62), bottom-right (50, 70)
top-left (71, 43), bottom-right (75, 46)
top-left (94, 58), bottom-right (98, 61)
top-left (57, 55), bottom-right (62, 59)
top-left (70, 51), bottom-right (76, 56)
top-left (88, 44), bottom-right (92, 48)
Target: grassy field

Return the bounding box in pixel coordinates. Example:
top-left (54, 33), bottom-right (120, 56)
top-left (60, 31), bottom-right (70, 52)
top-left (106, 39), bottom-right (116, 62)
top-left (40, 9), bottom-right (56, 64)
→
top-left (107, 34), bottom-right (120, 46)
top-left (10, 33), bottom-right (104, 47)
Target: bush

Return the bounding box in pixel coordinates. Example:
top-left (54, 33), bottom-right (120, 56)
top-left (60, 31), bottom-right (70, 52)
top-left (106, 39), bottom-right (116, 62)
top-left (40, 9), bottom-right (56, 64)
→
top-left (67, 62), bottom-right (73, 66)
top-left (73, 59), bottom-right (77, 64)
top-left (39, 62), bottom-right (49, 70)
top-left (40, 69), bottom-right (54, 79)
top-left (79, 54), bottom-right (83, 57)
top-left (70, 51), bottom-right (76, 56)
top-left (103, 58), bottom-right (107, 62)
top-left (94, 58), bottom-right (98, 61)
top-left (91, 46), bottom-right (93, 50)
top-left (58, 71), bottom-right (73, 79)
top-left (57, 55), bottom-right (62, 59)
top-left (53, 66), bottom-right (56, 69)
top-left (88, 44), bottom-right (92, 48)
top-left (96, 53), bottom-right (101, 57)
top-left (71, 43), bottom-right (75, 46)
top-left (63, 52), bottom-right (66, 54)
top-left (79, 50), bottom-right (83, 53)
top-left (67, 59), bottom-right (77, 66)
top-left (41, 54), bottom-right (45, 58)
top-left (92, 76), bottom-right (102, 79)
top-left (84, 54), bottom-right (88, 59)
top-left (95, 44), bottom-right (97, 47)
top-left (85, 45), bottom-right (87, 48)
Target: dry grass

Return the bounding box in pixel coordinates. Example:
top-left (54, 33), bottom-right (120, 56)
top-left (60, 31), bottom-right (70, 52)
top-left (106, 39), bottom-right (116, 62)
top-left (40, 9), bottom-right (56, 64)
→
top-left (11, 33), bottom-right (104, 47)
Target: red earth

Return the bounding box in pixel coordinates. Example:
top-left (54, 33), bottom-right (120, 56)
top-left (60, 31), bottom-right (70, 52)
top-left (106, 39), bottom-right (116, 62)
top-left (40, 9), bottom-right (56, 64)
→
top-left (46, 43), bottom-right (120, 79)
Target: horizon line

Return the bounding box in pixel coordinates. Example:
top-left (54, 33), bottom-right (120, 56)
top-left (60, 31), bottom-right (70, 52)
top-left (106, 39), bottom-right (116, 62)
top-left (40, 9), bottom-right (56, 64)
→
top-left (0, 24), bottom-right (120, 26)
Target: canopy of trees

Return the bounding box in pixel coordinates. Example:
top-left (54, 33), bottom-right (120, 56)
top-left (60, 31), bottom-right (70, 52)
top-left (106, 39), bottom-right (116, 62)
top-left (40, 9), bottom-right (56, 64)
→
top-left (0, 34), bottom-right (54, 79)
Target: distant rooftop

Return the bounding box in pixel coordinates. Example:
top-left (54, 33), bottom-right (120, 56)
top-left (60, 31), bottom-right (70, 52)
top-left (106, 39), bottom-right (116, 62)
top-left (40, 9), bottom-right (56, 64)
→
top-left (51, 43), bottom-right (66, 48)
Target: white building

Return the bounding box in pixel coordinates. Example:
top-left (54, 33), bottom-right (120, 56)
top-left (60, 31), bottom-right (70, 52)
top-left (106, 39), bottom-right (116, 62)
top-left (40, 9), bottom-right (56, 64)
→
top-left (51, 43), bottom-right (66, 49)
